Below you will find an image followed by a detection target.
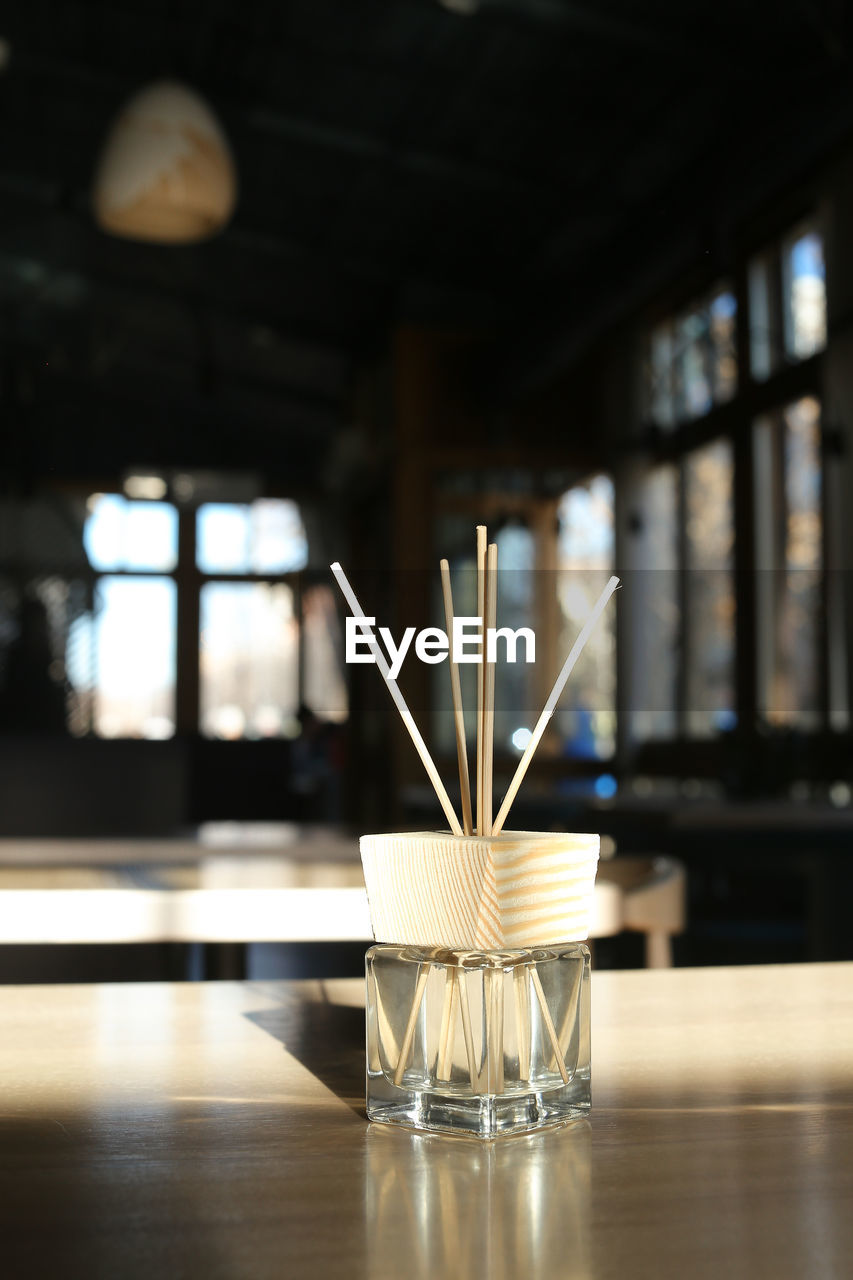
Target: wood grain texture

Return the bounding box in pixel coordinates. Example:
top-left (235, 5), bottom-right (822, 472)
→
top-left (1, 964), bottom-right (852, 1279)
top-left (360, 830), bottom-right (599, 948)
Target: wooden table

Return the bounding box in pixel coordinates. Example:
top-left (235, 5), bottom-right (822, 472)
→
top-left (2, 963), bottom-right (852, 1278)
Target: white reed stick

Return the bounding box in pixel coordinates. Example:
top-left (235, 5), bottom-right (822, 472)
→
top-left (492, 575), bottom-right (620, 836)
top-left (330, 561), bottom-right (463, 836)
top-left (530, 969), bottom-right (570, 1084)
top-left (436, 966), bottom-right (458, 1080)
top-left (440, 560), bottom-right (473, 836)
top-left (393, 964), bottom-right (430, 1086)
top-left (483, 542), bottom-right (497, 836)
top-left (486, 965), bottom-right (505, 1094)
top-left (475, 526), bottom-right (487, 835)
top-left (458, 971), bottom-right (481, 1093)
top-left (514, 965), bottom-right (531, 1081)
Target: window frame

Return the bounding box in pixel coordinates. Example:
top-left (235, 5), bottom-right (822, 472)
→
top-left (75, 492), bottom-right (331, 740)
top-left (629, 211), bottom-right (839, 775)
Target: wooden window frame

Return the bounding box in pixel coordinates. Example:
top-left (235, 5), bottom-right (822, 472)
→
top-left (631, 214), bottom-right (841, 777)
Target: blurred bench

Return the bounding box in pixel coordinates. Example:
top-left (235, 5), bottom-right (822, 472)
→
top-left (592, 855), bottom-right (687, 967)
top-left (0, 832), bottom-right (686, 968)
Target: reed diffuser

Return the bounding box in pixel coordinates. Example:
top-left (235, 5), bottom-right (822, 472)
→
top-left (332, 530), bottom-right (618, 1138)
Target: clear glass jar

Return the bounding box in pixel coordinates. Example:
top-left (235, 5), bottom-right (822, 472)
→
top-left (366, 942), bottom-right (590, 1138)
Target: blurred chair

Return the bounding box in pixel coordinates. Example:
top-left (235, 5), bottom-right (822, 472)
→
top-left (591, 856), bottom-right (686, 968)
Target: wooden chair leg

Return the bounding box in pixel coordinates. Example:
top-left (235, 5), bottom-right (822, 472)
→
top-left (645, 931), bottom-right (672, 969)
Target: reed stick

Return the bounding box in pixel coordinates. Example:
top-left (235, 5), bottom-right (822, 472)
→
top-left (514, 965), bottom-right (531, 1081)
top-left (555, 953), bottom-right (585, 1052)
top-left (436, 966), bottom-right (459, 1080)
top-left (482, 542), bottom-right (498, 836)
top-left (458, 969), bottom-right (481, 1093)
top-left (440, 559), bottom-right (473, 836)
top-left (475, 526), bottom-right (487, 835)
top-left (530, 969), bottom-right (570, 1084)
top-left (330, 562), bottom-right (463, 836)
top-left (486, 965), bottom-right (505, 1094)
top-left (393, 963), bottom-right (430, 1086)
top-left (492, 575), bottom-right (620, 836)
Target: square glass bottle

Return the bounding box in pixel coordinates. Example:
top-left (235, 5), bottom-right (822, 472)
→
top-left (366, 943), bottom-right (590, 1139)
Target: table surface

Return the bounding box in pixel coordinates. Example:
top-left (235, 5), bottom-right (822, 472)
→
top-left (2, 963), bottom-right (852, 1279)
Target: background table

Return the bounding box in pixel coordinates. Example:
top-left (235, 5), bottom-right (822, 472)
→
top-left (0, 825), bottom-right (682, 967)
top-left (2, 963), bottom-right (852, 1278)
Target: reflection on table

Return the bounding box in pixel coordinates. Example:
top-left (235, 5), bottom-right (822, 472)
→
top-left (1, 963), bottom-right (852, 1278)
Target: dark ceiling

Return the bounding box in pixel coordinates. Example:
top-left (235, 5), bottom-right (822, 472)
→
top-left (2, 1), bottom-right (853, 481)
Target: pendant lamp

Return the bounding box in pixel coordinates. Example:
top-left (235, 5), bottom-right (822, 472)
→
top-left (93, 81), bottom-right (237, 244)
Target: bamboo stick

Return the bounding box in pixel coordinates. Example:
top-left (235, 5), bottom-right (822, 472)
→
top-left (440, 559), bottom-right (473, 836)
top-left (393, 964), bottom-right (430, 1086)
top-left (486, 965), bottom-right (505, 1094)
top-left (483, 542), bottom-right (498, 836)
top-left (530, 969), bottom-right (570, 1084)
top-left (436, 966), bottom-right (458, 1081)
top-left (330, 562), bottom-right (463, 836)
top-left (459, 969), bottom-right (481, 1093)
top-left (514, 965), bottom-right (531, 1081)
top-left (475, 526), bottom-right (487, 835)
top-left (492, 575), bottom-right (620, 835)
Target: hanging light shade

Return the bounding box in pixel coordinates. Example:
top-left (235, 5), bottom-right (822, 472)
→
top-left (93, 81), bottom-right (237, 245)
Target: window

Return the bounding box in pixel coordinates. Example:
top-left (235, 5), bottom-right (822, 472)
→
top-left (626, 465), bottom-right (680, 741)
top-left (197, 500), bottom-right (308, 575)
top-left (69, 491), bottom-right (347, 740)
top-left (200, 582), bottom-right (299, 739)
top-left (754, 397), bottom-right (823, 729)
top-left (555, 475), bottom-right (616, 759)
top-left (72, 495), bottom-right (179, 738)
top-left (783, 229), bottom-right (826, 360)
top-left (431, 478), bottom-right (616, 763)
top-left (749, 222), bottom-right (826, 380)
top-left (633, 212), bottom-right (834, 757)
top-left (684, 439), bottom-right (736, 736)
top-left (646, 284), bottom-right (737, 429)
top-left (627, 444), bottom-right (735, 743)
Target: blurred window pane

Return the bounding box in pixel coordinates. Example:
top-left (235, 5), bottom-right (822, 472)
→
top-left (648, 321), bottom-right (675, 428)
top-left (783, 229), bottom-right (826, 360)
top-left (303, 585), bottom-right (348, 724)
top-left (748, 222), bottom-right (825, 381)
top-left (710, 290), bottom-right (737, 403)
top-left (555, 475), bottom-right (615, 759)
top-left (684, 439), bottom-right (736, 737)
top-left (200, 582), bottom-right (299, 738)
top-left (197, 505), bottom-right (249, 573)
top-left (646, 285), bottom-right (737, 428)
top-left (197, 500), bottom-right (308, 574)
top-left (748, 252), bottom-right (776, 381)
top-left (84, 495), bottom-right (178, 572)
top-left (86, 576), bottom-right (176, 738)
top-left (675, 309), bottom-right (712, 420)
top-left (755, 397), bottom-right (823, 728)
top-left (628, 465), bottom-right (680, 740)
